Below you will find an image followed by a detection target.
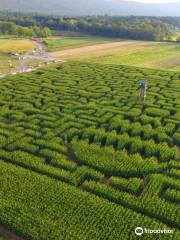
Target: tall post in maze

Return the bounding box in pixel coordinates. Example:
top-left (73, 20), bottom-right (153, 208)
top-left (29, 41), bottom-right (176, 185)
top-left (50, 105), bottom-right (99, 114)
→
top-left (138, 80), bottom-right (147, 101)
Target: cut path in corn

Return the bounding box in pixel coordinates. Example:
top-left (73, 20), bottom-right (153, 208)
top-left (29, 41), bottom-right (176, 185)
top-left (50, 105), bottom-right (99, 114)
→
top-left (0, 225), bottom-right (24, 240)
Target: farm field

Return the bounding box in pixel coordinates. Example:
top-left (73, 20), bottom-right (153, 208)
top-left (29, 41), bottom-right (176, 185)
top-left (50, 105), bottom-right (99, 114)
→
top-left (0, 38), bottom-right (35, 53)
top-left (0, 54), bottom-right (19, 75)
top-left (0, 54), bottom-right (43, 76)
top-left (0, 38), bottom-right (36, 75)
top-left (44, 36), bottom-right (114, 51)
top-left (0, 62), bottom-right (179, 239)
top-left (50, 40), bottom-right (180, 71)
top-left (172, 31), bottom-right (180, 41)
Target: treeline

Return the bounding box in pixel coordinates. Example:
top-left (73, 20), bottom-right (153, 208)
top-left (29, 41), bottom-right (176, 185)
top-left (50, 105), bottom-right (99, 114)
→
top-left (0, 13), bottom-right (178, 41)
top-left (55, 16), bottom-right (173, 41)
top-left (0, 20), bottom-right (52, 37)
top-left (162, 17), bottom-right (180, 28)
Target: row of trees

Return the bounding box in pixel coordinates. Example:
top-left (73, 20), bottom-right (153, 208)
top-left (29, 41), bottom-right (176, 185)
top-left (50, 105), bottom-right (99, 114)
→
top-left (0, 21), bottom-right (51, 37)
top-left (56, 16), bottom-right (173, 41)
top-left (0, 13), bottom-right (177, 41)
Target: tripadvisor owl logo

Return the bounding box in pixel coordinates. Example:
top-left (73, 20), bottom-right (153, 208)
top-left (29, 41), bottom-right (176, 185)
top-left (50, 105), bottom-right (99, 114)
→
top-left (134, 227), bottom-right (174, 235)
top-left (135, 227), bottom-right (144, 236)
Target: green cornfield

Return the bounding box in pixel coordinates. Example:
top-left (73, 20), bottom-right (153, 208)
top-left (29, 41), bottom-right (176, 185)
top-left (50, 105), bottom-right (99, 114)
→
top-left (0, 62), bottom-right (179, 239)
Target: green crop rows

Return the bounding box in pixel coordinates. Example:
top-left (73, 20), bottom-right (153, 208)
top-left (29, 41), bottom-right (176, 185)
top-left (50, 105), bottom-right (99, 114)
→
top-left (0, 62), bottom-right (179, 239)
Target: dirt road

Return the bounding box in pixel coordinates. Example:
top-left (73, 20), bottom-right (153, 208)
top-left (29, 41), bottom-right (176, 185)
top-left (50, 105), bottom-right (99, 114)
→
top-left (49, 40), bottom-right (141, 58)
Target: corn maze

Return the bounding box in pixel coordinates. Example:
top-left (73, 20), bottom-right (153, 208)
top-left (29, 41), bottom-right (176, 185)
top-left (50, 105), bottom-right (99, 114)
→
top-left (0, 62), bottom-right (179, 239)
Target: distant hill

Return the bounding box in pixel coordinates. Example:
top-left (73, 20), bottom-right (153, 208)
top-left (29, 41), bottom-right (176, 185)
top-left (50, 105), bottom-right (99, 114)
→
top-left (0, 0), bottom-right (180, 16)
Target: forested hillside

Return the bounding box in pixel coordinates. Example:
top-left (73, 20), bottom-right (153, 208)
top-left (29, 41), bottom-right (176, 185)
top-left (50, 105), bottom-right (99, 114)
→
top-left (0, 0), bottom-right (179, 16)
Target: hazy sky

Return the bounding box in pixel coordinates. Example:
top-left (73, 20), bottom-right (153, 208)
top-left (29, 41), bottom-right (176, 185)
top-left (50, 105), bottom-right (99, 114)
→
top-left (128, 0), bottom-right (180, 2)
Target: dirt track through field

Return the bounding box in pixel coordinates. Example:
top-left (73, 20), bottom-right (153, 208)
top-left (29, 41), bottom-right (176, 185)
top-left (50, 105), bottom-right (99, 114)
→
top-left (49, 40), bottom-right (141, 58)
top-left (0, 225), bottom-right (24, 240)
